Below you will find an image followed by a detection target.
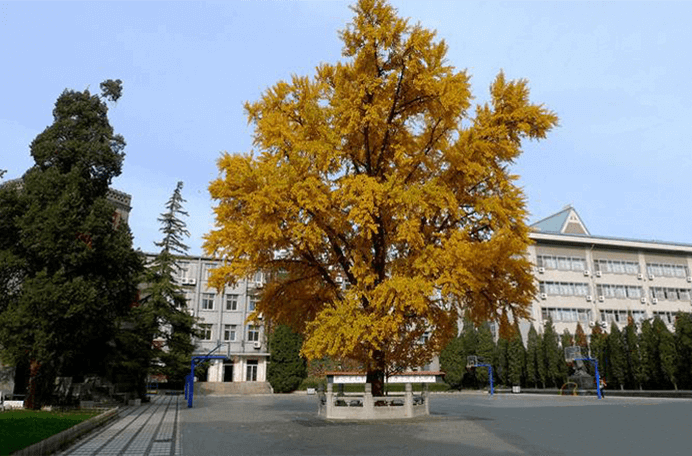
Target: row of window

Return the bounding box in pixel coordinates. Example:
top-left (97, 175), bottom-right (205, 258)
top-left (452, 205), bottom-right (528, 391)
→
top-left (537, 255), bottom-right (690, 278)
top-left (654, 311), bottom-right (678, 325)
top-left (646, 263), bottom-right (689, 278)
top-left (596, 284), bottom-right (643, 299)
top-left (650, 287), bottom-right (692, 301)
top-left (600, 309), bottom-right (645, 324)
top-left (539, 282), bottom-right (590, 296)
top-left (198, 293), bottom-right (258, 312)
top-left (198, 324), bottom-right (260, 342)
top-left (541, 307), bottom-right (592, 322)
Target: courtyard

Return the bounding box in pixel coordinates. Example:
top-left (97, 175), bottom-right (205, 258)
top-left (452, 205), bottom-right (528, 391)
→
top-left (181, 392), bottom-right (690, 456)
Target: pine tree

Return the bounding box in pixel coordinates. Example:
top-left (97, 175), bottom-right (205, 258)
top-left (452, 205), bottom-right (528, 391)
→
top-left (654, 318), bottom-right (677, 390)
top-left (0, 80), bottom-right (142, 408)
top-left (674, 312), bottom-right (692, 389)
top-left (624, 316), bottom-right (642, 390)
top-left (525, 324), bottom-right (540, 388)
top-left (589, 325), bottom-right (608, 384)
top-left (137, 182), bottom-right (198, 388)
top-left (607, 323), bottom-right (626, 390)
top-left (476, 322), bottom-right (496, 386)
top-left (542, 318), bottom-right (562, 387)
top-left (497, 336), bottom-right (510, 387)
top-left (267, 325), bottom-right (307, 393)
top-left (639, 319), bottom-right (661, 389)
top-left (508, 324), bottom-right (526, 387)
top-left (439, 336), bottom-right (464, 390)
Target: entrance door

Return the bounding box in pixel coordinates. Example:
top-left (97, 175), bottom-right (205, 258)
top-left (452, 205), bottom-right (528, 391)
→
top-left (246, 360), bottom-right (258, 382)
top-left (223, 363), bottom-right (234, 382)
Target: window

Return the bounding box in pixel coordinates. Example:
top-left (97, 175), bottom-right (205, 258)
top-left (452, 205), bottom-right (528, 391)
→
top-left (248, 325), bottom-right (260, 342)
top-left (248, 297), bottom-right (258, 312)
top-left (647, 262), bottom-right (688, 278)
top-left (204, 263), bottom-right (215, 280)
top-left (199, 324), bottom-right (212, 341)
top-left (541, 307), bottom-right (591, 323)
top-left (537, 255), bottom-right (586, 271)
top-left (226, 294), bottom-right (238, 311)
top-left (539, 281), bottom-right (590, 297)
top-left (594, 259), bottom-right (640, 275)
top-left (246, 359), bottom-right (258, 381)
top-left (224, 324), bottom-right (237, 341)
top-left (651, 287), bottom-right (691, 301)
top-left (202, 293), bottom-right (215, 310)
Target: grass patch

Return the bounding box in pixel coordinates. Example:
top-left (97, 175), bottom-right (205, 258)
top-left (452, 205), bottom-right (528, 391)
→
top-left (0, 409), bottom-right (100, 455)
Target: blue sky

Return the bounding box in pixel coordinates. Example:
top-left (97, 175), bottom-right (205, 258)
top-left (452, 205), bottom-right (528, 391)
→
top-left (2, 1), bottom-right (691, 255)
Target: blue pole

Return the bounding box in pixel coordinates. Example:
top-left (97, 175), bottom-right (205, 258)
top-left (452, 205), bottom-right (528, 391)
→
top-left (594, 359), bottom-right (602, 400)
top-left (188, 358), bottom-right (196, 408)
top-left (489, 365), bottom-right (494, 396)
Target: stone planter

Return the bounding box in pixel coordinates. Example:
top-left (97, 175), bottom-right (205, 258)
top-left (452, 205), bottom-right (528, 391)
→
top-left (318, 383), bottom-right (429, 420)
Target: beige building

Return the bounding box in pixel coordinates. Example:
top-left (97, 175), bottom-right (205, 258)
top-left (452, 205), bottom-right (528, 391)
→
top-left (157, 254), bottom-right (271, 393)
top-left (526, 206), bottom-right (692, 339)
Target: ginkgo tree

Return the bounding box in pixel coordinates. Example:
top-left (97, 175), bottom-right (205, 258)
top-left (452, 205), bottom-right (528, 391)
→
top-left (204, 0), bottom-right (557, 396)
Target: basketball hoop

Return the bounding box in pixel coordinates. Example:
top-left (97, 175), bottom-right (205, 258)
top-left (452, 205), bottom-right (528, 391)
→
top-left (564, 346), bottom-right (582, 363)
top-left (466, 355), bottom-right (478, 369)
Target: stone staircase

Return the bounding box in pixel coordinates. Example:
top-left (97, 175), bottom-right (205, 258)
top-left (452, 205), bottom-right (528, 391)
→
top-left (195, 382), bottom-right (273, 395)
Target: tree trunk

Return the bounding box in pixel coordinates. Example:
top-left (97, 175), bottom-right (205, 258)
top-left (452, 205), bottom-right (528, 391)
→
top-left (366, 350), bottom-right (386, 397)
top-left (25, 359), bottom-right (41, 410)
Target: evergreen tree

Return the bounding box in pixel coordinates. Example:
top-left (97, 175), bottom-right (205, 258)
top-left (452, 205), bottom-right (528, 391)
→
top-left (542, 318), bottom-right (562, 387)
top-left (607, 323), bottom-right (626, 390)
top-left (574, 323), bottom-right (589, 360)
top-left (460, 320), bottom-right (479, 388)
top-left (508, 324), bottom-right (526, 387)
top-left (497, 336), bottom-right (510, 387)
top-left (0, 80), bottom-right (142, 408)
top-left (624, 316), bottom-right (642, 390)
top-left (439, 336), bottom-right (464, 389)
top-left (137, 182), bottom-right (198, 389)
top-left (525, 324), bottom-right (540, 388)
top-left (476, 322), bottom-right (496, 386)
top-left (654, 318), bottom-right (677, 390)
top-left (589, 325), bottom-right (608, 384)
top-left (267, 325), bottom-right (307, 393)
top-left (674, 312), bottom-right (692, 389)
top-left (536, 330), bottom-right (548, 388)
top-left (639, 319), bottom-right (661, 389)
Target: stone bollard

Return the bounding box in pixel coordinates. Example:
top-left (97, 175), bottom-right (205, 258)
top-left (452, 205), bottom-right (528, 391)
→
top-left (326, 383), bottom-right (334, 415)
top-left (363, 383), bottom-right (374, 418)
top-left (423, 383), bottom-right (430, 415)
top-left (404, 383), bottom-right (414, 417)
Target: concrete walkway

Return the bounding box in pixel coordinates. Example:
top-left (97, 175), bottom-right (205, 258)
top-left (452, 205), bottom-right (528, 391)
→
top-left (57, 394), bottom-right (182, 456)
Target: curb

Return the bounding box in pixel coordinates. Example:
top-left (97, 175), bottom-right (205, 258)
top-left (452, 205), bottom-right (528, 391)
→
top-left (12, 407), bottom-right (120, 456)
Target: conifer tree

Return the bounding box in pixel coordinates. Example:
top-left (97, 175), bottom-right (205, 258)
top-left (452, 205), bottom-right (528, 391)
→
top-left (525, 324), bottom-right (540, 388)
top-left (607, 323), bottom-right (626, 390)
top-left (639, 319), bottom-right (661, 388)
top-left (138, 182), bottom-right (197, 387)
top-left (0, 80), bottom-right (142, 408)
top-left (508, 325), bottom-right (526, 387)
top-left (674, 312), bottom-right (692, 389)
top-left (439, 336), bottom-right (464, 389)
top-left (654, 318), bottom-right (677, 390)
top-left (624, 316), bottom-right (642, 390)
top-left (476, 322), bottom-right (496, 386)
top-left (541, 318), bottom-right (562, 387)
top-left (267, 325), bottom-right (307, 393)
top-left (574, 323), bottom-right (589, 357)
top-left (497, 336), bottom-right (510, 387)
top-left (589, 325), bottom-right (608, 384)
top-left (203, 0), bottom-right (557, 396)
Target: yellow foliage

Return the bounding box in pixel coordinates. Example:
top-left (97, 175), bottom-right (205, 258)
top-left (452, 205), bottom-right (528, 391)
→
top-left (204, 0), bottom-right (557, 376)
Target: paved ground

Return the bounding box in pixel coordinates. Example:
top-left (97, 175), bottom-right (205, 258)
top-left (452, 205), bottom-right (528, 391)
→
top-left (181, 392), bottom-right (691, 456)
top-left (58, 394), bottom-right (181, 456)
top-left (58, 392), bottom-right (691, 456)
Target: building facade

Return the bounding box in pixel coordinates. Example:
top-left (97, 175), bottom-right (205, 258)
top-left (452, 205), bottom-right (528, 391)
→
top-left (525, 206), bottom-right (692, 339)
top-left (156, 255), bottom-right (270, 387)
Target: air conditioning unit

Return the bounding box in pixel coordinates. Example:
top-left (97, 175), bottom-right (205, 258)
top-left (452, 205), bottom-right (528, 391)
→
top-left (589, 321), bottom-right (596, 328)
top-left (335, 276), bottom-right (343, 283)
top-left (637, 273), bottom-right (643, 280)
top-left (586, 295), bottom-right (593, 302)
top-left (652, 298), bottom-right (658, 304)
top-left (596, 271), bottom-right (602, 278)
top-left (584, 270), bottom-right (591, 277)
top-left (648, 274), bottom-right (655, 280)
top-left (687, 277), bottom-right (692, 283)
top-left (188, 278), bottom-right (196, 285)
top-left (180, 278), bottom-right (188, 285)
top-left (538, 267), bottom-right (545, 274)
top-left (540, 293), bottom-right (547, 300)
top-left (253, 341), bottom-right (261, 349)
top-left (598, 296), bottom-right (605, 302)
top-left (640, 297), bottom-right (647, 304)
top-left (600, 321), bottom-right (608, 329)
top-left (257, 313), bottom-right (264, 320)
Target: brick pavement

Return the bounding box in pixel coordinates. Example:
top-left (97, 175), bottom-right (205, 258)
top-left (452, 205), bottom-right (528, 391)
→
top-left (58, 394), bottom-right (182, 456)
